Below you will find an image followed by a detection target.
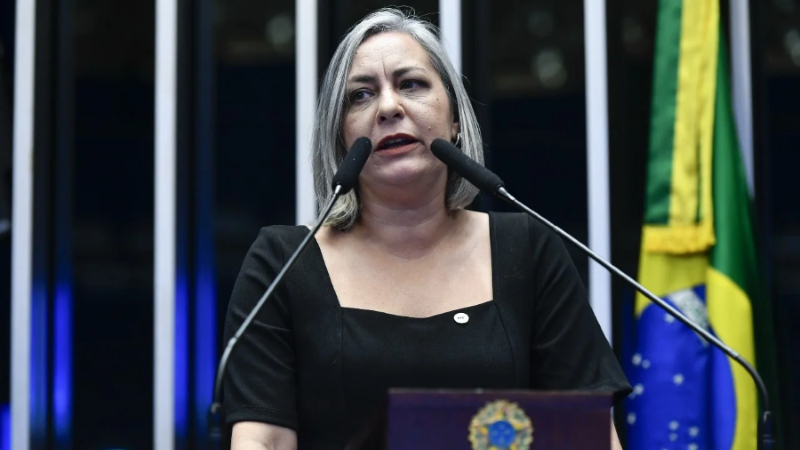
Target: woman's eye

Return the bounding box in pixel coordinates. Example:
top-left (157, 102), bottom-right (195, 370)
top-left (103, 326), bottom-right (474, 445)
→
top-left (349, 89), bottom-right (372, 103)
top-left (400, 79), bottom-right (427, 90)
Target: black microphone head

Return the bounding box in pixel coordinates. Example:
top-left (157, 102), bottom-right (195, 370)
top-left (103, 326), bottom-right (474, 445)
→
top-left (332, 137), bottom-right (372, 194)
top-left (430, 138), bottom-right (504, 194)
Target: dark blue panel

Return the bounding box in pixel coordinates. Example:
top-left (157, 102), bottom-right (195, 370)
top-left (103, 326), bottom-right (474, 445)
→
top-left (72, 76), bottom-right (154, 449)
top-left (215, 63), bottom-right (296, 322)
top-left (1, 403), bottom-right (9, 450)
top-left (489, 94), bottom-right (589, 283)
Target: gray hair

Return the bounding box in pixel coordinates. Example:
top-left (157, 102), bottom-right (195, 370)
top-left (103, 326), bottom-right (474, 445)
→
top-left (311, 7), bottom-right (484, 230)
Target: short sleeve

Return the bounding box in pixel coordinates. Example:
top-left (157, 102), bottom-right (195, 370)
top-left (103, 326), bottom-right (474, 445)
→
top-left (222, 227), bottom-right (298, 429)
top-left (527, 216), bottom-right (632, 404)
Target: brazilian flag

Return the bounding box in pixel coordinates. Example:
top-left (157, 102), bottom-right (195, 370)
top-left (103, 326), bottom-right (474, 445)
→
top-left (625, 0), bottom-right (779, 448)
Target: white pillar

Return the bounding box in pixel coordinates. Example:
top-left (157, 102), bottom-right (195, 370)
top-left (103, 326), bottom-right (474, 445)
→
top-left (11, 0), bottom-right (37, 447)
top-left (154, 0), bottom-right (177, 447)
top-left (296, 0), bottom-right (318, 225)
top-left (583, 0), bottom-right (612, 343)
top-left (730, 0), bottom-right (755, 195)
top-left (439, 0), bottom-right (462, 74)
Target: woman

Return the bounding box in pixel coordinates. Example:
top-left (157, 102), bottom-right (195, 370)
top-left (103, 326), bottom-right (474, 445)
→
top-left (223, 8), bottom-right (630, 449)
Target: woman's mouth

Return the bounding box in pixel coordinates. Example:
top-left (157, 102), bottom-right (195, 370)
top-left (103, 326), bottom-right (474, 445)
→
top-left (375, 135), bottom-right (420, 155)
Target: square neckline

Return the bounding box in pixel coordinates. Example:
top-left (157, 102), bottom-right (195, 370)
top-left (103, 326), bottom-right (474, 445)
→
top-left (309, 211), bottom-right (499, 320)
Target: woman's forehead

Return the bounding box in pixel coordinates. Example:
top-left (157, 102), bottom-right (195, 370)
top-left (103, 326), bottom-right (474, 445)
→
top-left (350, 32), bottom-right (432, 73)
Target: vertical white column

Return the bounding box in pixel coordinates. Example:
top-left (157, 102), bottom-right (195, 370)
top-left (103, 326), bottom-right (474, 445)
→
top-left (584, 0), bottom-right (612, 342)
top-left (154, 0), bottom-right (177, 447)
top-left (296, 0), bottom-right (318, 225)
top-left (439, 0), bottom-right (462, 74)
top-left (11, 0), bottom-right (36, 448)
top-left (730, 0), bottom-right (754, 195)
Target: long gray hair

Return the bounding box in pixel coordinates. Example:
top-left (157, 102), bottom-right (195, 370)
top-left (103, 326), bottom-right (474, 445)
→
top-left (311, 7), bottom-right (484, 230)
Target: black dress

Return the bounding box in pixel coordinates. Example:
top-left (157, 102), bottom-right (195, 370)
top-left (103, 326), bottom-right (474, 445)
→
top-left (222, 212), bottom-right (631, 449)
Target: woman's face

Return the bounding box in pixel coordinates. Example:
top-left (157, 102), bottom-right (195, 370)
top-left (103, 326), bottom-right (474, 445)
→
top-left (342, 32), bottom-right (458, 193)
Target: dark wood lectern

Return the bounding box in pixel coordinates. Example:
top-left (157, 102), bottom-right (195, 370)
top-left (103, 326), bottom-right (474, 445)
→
top-left (348, 389), bottom-right (612, 449)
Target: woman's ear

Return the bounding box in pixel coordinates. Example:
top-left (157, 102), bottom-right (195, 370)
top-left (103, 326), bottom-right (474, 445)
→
top-left (451, 121), bottom-right (460, 141)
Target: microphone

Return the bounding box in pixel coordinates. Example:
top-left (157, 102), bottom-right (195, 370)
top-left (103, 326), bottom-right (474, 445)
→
top-left (333, 136), bottom-right (372, 193)
top-left (208, 137), bottom-right (372, 445)
top-left (429, 138), bottom-right (775, 450)
top-left (431, 139), bottom-right (504, 194)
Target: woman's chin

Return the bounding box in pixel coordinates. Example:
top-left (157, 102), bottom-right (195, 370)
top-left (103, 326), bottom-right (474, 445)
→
top-left (369, 163), bottom-right (444, 187)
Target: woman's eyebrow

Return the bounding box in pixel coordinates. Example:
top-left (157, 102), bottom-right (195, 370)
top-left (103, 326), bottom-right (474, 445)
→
top-left (347, 66), bottom-right (428, 84)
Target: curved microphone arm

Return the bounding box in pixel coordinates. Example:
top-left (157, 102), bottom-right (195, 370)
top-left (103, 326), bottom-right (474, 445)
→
top-left (207, 185), bottom-right (343, 442)
top-left (496, 187), bottom-right (774, 450)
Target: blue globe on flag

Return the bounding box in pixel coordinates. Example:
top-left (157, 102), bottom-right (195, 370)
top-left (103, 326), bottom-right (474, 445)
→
top-left (626, 285), bottom-right (736, 449)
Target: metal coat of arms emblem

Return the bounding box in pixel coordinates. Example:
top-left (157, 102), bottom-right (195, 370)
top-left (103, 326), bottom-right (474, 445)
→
top-left (468, 399), bottom-right (534, 450)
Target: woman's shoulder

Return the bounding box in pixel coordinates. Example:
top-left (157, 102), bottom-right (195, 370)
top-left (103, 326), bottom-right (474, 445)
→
top-left (488, 211), bottom-right (554, 239)
top-left (258, 223), bottom-right (311, 238)
top-left (248, 224), bottom-right (312, 256)
top-left (487, 211), bottom-right (570, 266)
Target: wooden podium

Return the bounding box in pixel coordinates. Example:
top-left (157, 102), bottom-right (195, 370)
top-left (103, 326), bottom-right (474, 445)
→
top-left (347, 389), bottom-right (612, 449)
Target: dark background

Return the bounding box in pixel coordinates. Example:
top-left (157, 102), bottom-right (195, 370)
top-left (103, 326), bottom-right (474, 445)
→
top-left (0, 0), bottom-right (798, 448)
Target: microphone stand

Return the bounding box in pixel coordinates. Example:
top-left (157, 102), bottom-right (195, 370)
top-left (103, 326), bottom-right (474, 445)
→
top-left (495, 187), bottom-right (774, 450)
top-left (207, 184), bottom-right (344, 448)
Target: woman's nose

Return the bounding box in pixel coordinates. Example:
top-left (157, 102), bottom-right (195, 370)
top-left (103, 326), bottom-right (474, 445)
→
top-left (376, 91), bottom-right (404, 123)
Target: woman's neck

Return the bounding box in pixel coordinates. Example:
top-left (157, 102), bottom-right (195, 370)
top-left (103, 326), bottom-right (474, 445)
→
top-left (354, 188), bottom-right (460, 260)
